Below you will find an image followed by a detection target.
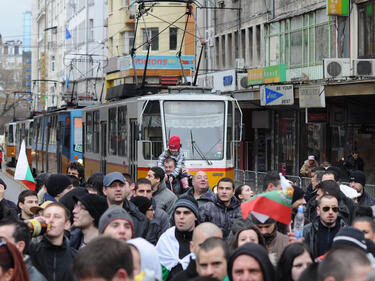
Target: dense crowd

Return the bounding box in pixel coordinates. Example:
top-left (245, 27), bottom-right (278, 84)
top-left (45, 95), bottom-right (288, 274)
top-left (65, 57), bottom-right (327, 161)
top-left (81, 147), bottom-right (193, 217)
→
top-left (0, 137), bottom-right (374, 281)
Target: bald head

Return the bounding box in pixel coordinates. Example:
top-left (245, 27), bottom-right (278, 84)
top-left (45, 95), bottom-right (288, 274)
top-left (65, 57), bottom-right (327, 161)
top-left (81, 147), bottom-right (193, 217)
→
top-left (190, 222), bottom-right (223, 255)
top-left (192, 171), bottom-right (209, 193)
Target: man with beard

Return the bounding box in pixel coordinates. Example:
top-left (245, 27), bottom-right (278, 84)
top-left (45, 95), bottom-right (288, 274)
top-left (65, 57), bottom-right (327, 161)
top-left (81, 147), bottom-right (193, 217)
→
top-left (103, 172), bottom-right (149, 238)
top-left (251, 216), bottom-right (288, 264)
top-left (303, 194), bottom-right (346, 258)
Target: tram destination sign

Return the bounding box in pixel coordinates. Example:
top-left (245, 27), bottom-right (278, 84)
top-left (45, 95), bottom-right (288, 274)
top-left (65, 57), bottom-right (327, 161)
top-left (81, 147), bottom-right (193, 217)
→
top-left (260, 85), bottom-right (294, 106)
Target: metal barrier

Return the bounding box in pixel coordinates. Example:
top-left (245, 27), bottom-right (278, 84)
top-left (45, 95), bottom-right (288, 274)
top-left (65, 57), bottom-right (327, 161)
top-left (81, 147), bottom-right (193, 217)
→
top-left (235, 169), bottom-right (375, 197)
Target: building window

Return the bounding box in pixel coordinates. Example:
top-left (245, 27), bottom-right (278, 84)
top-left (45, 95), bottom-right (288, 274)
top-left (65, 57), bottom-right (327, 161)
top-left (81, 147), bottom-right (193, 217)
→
top-left (142, 28), bottom-right (159, 51)
top-left (89, 19), bottom-right (94, 41)
top-left (123, 31), bottom-right (134, 54)
top-left (51, 56), bottom-right (55, 72)
top-left (265, 9), bottom-right (335, 67)
top-left (358, 1), bottom-right (375, 58)
top-left (169, 28), bottom-right (178, 50)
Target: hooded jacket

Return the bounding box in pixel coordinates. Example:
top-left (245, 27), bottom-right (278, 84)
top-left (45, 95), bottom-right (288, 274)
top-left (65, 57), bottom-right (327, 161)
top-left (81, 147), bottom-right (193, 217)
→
top-left (29, 236), bottom-right (77, 281)
top-left (198, 195), bottom-right (241, 240)
top-left (357, 190), bottom-right (375, 207)
top-left (153, 181), bottom-right (178, 216)
top-left (181, 187), bottom-right (216, 208)
top-left (128, 237), bottom-right (162, 281)
top-left (228, 243), bottom-right (275, 281)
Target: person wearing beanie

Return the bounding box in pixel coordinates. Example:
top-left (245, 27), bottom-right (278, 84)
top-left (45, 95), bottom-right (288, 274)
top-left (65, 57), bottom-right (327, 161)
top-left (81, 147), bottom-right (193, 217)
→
top-left (156, 197), bottom-right (199, 281)
top-left (69, 194), bottom-right (107, 250)
top-left (199, 177), bottom-right (241, 240)
top-left (0, 177), bottom-right (18, 217)
top-left (103, 172), bottom-right (150, 239)
top-left (300, 155), bottom-right (319, 177)
top-left (228, 243), bottom-right (275, 281)
top-left (157, 136), bottom-right (185, 179)
top-left (146, 166), bottom-right (177, 216)
top-left (98, 205), bottom-right (134, 242)
top-left (45, 173), bottom-right (73, 201)
top-left (349, 170), bottom-right (375, 207)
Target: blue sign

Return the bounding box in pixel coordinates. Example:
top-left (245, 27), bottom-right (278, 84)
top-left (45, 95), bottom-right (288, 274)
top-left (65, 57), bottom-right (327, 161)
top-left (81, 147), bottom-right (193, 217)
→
top-left (119, 55), bottom-right (195, 71)
top-left (223, 75), bottom-right (233, 86)
top-left (265, 88), bottom-right (283, 104)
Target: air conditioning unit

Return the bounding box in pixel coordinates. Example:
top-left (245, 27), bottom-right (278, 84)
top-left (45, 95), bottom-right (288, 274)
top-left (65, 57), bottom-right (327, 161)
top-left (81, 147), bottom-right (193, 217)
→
top-left (323, 58), bottom-right (351, 79)
top-left (237, 73), bottom-right (249, 90)
top-left (235, 58), bottom-right (245, 69)
top-left (353, 59), bottom-right (375, 77)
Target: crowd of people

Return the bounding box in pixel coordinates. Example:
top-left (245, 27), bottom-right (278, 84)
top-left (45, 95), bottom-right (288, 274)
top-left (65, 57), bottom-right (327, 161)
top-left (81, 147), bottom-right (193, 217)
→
top-left (0, 137), bottom-right (374, 281)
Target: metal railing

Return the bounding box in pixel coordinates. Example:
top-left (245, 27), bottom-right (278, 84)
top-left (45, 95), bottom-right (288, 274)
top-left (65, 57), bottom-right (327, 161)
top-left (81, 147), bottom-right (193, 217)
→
top-left (235, 169), bottom-right (375, 196)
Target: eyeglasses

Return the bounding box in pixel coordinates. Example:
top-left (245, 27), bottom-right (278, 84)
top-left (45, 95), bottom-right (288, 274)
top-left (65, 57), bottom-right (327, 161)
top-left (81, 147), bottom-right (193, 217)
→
top-left (322, 206), bottom-right (339, 213)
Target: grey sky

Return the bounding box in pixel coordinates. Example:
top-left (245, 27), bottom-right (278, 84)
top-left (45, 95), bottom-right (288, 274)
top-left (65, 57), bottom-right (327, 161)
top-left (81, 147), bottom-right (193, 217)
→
top-left (0, 0), bottom-right (32, 41)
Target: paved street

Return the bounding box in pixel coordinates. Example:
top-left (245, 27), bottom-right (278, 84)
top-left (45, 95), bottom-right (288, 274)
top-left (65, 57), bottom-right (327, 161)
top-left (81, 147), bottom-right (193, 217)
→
top-left (0, 168), bottom-right (25, 204)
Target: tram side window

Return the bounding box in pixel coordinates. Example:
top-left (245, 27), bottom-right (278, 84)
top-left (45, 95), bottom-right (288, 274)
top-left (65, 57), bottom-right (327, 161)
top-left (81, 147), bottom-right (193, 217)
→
top-left (37, 120), bottom-right (42, 144)
top-left (64, 117), bottom-right (71, 150)
top-left (93, 111), bottom-right (99, 153)
top-left (29, 122), bottom-right (33, 146)
top-left (227, 102), bottom-right (233, 160)
top-left (48, 116), bottom-right (57, 146)
top-left (8, 125), bottom-right (14, 143)
top-left (118, 106), bottom-right (127, 157)
top-left (74, 117), bottom-right (83, 153)
top-left (86, 112), bottom-right (93, 152)
top-left (16, 125), bottom-right (20, 145)
top-left (109, 108), bottom-right (118, 155)
top-left (142, 101), bottom-right (162, 160)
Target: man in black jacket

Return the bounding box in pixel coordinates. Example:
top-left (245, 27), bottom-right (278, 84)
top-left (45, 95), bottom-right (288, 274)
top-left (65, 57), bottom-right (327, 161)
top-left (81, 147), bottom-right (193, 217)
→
top-left (303, 195), bottom-right (346, 258)
top-left (0, 217), bottom-right (47, 281)
top-left (103, 172), bottom-right (149, 238)
top-left (349, 170), bottom-right (375, 207)
top-left (170, 222), bottom-right (223, 281)
top-left (29, 202), bottom-right (77, 281)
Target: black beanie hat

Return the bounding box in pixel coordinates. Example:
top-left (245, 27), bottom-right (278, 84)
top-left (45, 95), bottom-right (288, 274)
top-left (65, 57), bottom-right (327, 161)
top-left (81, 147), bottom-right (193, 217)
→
top-left (228, 243), bottom-right (275, 281)
top-left (73, 193), bottom-right (108, 227)
top-left (292, 185), bottom-right (305, 203)
top-left (46, 174), bottom-right (72, 197)
top-left (131, 196), bottom-right (152, 215)
top-left (0, 178), bottom-right (7, 190)
top-left (332, 226), bottom-right (367, 252)
top-left (349, 170), bottom-right (366, 187)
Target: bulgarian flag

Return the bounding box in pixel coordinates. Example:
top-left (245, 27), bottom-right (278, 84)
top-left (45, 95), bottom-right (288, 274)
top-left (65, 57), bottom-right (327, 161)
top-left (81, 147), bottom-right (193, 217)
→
top-left (241, 174), bottom-right (294, 225)
top-left (14, 140), bottom-right (36, 190)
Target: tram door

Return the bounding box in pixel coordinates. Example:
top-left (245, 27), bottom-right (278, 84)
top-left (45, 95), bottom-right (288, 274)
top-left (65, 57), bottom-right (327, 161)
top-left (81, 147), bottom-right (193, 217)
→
top-left (100, 121), bottom-right (107, 175)
top-left (56, 121), bottom-right (63, 173)
top-left (129, 119), bottom-right (138, 181)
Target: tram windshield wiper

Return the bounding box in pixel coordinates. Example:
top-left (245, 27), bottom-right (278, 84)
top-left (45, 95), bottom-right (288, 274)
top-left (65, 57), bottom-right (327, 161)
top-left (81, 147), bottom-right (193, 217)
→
top-left (190, 130), bottom-right (212, 165)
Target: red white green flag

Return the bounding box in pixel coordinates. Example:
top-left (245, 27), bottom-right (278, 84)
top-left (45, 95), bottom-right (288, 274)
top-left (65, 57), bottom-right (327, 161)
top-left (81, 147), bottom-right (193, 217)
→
top-left (14, 140), bottom-right (36, 190)
top-left (241, 174), bottom-right (294, 225)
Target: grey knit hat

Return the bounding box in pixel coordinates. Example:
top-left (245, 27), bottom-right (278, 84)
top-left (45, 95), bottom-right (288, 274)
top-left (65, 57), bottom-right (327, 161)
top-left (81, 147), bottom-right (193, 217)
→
top-left (174, 198), bottom-right (199, 218)
top-left (98, 205), bottom-right (134, 235)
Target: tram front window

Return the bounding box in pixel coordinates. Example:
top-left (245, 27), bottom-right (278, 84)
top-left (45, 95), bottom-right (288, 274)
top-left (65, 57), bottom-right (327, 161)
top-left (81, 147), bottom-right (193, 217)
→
top-left (164, 101), bottom-right (225, 160)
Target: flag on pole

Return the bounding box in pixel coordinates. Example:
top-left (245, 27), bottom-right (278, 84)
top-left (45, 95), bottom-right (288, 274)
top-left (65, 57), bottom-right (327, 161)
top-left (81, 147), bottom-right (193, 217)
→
top-left (65, 27), bottom-right (71, 39)
top-left (14, 140), bottom-right (35, 190)
top-left (241, 174), bottom-right (294, 225)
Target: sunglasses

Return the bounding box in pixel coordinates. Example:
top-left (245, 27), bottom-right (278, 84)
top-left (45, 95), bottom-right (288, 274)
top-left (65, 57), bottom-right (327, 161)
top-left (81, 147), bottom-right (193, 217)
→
top-left (322, 206), bottom-right (339, 213)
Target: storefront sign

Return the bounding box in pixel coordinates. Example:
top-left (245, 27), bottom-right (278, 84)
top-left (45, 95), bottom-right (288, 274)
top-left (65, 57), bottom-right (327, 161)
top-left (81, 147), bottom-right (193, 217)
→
top-left (260, 85), bottom-right (294, 106)
top-left (248, 68), bottom-right (264, 85)
top-left (308, 113), bottom-right (328, 122)
top-left (299, 85), bottom-right (326, 108)
top-left (119, 55), bottom-right (195, 71)
top-left (327, 0), bottom-right (349, 16)
top-left (263, 64), bottom-right (287, 83)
